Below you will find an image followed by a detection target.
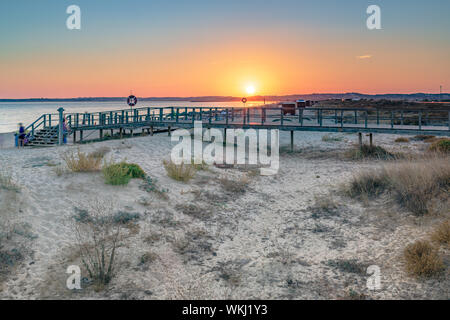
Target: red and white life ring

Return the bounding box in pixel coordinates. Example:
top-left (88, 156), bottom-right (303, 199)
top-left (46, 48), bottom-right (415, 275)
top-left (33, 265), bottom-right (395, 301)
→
top-left (127, 95), bottom-right (138, 107)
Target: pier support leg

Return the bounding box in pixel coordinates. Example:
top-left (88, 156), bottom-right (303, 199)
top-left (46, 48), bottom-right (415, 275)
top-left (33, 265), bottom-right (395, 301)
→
top-left (99, 129), bottom-right (103, 140)
top-left (168, 126), bottom-right (171, 136)
top-left (73, 131), bottom-right (77, 144)
top-left (80, 130), bottom-right (83, 142)
top-left (150, 126), bottom-right (154, 136)
top-left (110, 129), bottom-right (114, 137)
top-left (130, 130), bottom-right (133, 137)
top-left (358, 132), bottom-right (363, 150)
top-left (120, 128), bottom-right (123, 139)
top-left (369, 133), bottom-right (373, 147)
top-left (290, 131), bottom-right (294, 152)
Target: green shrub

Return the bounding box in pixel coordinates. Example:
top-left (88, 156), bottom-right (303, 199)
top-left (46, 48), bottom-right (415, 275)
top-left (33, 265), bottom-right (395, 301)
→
top-left (103, 162), bottom-right (132, 185)
top-left (102, 162), bottom-right (145, 185)
top-left (124, 163), bottom-right (146, 179)
top-left (429, 139), bottom-right (450, 153)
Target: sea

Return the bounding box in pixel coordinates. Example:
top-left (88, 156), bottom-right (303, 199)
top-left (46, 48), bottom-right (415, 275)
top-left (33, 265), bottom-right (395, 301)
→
top-left (0, 101), bottom-right (270, 133)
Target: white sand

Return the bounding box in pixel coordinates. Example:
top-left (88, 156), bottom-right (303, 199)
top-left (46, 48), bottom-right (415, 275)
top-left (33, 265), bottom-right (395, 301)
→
top-left (0, 130), bottom-right (447, 299)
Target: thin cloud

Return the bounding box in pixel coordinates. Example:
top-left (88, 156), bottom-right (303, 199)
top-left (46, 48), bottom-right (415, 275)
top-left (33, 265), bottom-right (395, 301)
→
top-left (357, 55), bottom-right (372, 59)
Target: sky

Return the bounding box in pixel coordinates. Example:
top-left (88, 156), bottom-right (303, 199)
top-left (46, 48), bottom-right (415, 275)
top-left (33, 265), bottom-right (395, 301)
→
top-left (0, 0), bottom-right (449, 98)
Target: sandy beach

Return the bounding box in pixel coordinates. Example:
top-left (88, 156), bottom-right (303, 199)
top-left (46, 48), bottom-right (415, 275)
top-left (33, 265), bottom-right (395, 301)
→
top-left (0, 130), bottom-right (448, 300)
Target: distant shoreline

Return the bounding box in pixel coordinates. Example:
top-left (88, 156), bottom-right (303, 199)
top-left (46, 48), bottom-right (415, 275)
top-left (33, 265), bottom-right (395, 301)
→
top-left (0, 92), bottom-right (449, 103)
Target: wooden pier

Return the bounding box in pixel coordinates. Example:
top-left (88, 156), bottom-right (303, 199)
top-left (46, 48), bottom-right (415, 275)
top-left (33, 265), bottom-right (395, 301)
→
top-left (24, 106), bottom-right (450, 146)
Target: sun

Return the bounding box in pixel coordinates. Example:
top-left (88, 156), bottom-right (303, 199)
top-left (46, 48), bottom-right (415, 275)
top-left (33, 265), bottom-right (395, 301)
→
top-left (246, 85), bottom-right (256, 95)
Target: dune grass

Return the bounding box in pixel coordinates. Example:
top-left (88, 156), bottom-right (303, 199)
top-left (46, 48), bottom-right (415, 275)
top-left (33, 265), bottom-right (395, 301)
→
top-left (163, 160), bottom-right (196, 182)
top-left (346, 156), bottom-right (450, 215)
top-left (430, 220), bottom-right (450, 247)
top-left (429, 138), bottom-right (450, 154)
top-left (345, 144), bottom-right (396, 160)
top-left (62, 149), bottom-right (103, 172)
top-left (403, 241), bottom-right (445, 278)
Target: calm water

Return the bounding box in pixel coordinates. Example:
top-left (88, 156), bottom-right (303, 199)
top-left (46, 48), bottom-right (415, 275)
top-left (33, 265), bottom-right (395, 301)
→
top-left (0, 101), bottom-right (270, 133)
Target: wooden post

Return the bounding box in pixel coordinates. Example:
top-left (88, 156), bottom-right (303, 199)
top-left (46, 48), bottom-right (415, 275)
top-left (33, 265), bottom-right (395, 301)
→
top-left (358, 132), bottom-right (362, 149)
top-left (290, 131), bottom-right (294, 152)
top-left (419, 111), bottom-right (422, 130)
top-left (370, 133), bottom-right (373, 147)
top-left (80, 130), bottom-right (83, 142)
top-left (120, 128), bottom-right (123, 139)
top-left (150, 126), bottom-right (154, 136)
top-left (73, 130), bottom-right (77, 144)
top-left (168, 126), bottom-right (171, 136)
top-left (130, 129), bottom-right (133, 137)
top-left (57, 107), bottom-right (64, 146)
top-left (99, 129), bottom-right (103, 139)
top-left (110, 129), bottom-right (114, 137)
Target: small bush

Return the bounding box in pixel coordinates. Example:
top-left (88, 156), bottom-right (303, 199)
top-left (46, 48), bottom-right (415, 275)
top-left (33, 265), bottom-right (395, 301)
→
top-left (346, 169), bottom-right (389, 199)
top-left (113, 211), bottom-right (141, 224)
top-left (346, 144), bottom-right (395, 160)
top-left (412, 135), bottom-right (435, 141)
top-left (403, 241), bottom-right (444, 278)
top-left (430, 220), bottom-right (450, 247)
top-left (163, 160), bottom-right (196, 182)
top-left (102, 161), bottom-right (145, 185)
top-left (395, 137), bottom-right (410, 143)
top-left (102, 162), bottom-right (132, 185)
top-left (62, 149), bottom-right (102, 172)
top-left (125, 163), bottom-right (146, 179)
top-left (346, 157), bottom-right (450, 215)
top-left (429, 139), bottom-right (450, 154)
top-left (73, 201), bottom-right (122, 286)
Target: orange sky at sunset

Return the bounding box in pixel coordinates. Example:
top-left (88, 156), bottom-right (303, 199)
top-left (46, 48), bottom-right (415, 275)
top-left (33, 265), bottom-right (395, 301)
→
top-left (1, 1), bottom-right (449, 98)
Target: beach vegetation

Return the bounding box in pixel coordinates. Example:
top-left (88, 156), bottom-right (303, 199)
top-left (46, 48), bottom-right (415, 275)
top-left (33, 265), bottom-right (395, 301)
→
top-left (62, 149), bottom-right (102, 172)
top-left (73, 201), bottom-right (122, 287)
top-left (345, 156), bottom-right (450, 215)
top-left (163, 160), bottom-right (196, 182)
top-left (102, 161), bottom-right (145, 185)
top-left (429, 138), bottom-right (450, 153)
top-left (403, 240), bottom-right (444, 278)
top-left (430, 220), bottom-right (450, 247)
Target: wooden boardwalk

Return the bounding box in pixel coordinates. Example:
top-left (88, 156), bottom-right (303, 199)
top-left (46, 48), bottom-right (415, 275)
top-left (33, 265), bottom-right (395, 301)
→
top-left (25, 106), bottom-right (450, 145)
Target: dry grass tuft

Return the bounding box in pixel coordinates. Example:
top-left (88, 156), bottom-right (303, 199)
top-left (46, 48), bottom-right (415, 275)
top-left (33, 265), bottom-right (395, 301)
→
top-left (429, 138), bottom-right (450, 154)
top-left (430, 220), bottom-right (450, 247)
top-left (163, 160), bottom-right (196, 182)
top-left (395, 137), bottom-right (410, 143)
top-left (218, 176), bottom-right (249, 195)
top-left (345, 144), bottom-right (396, 160)
top-left (403, 241), bottom-right (445, 278)
top-left (62, 149), bottom-right (102, 172)
top-left (346, 156), bottom-right (450, 215)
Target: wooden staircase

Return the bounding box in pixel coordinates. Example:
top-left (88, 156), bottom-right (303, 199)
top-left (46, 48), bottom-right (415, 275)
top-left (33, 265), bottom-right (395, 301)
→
top-left (26, 126), bottom-right (59, 146)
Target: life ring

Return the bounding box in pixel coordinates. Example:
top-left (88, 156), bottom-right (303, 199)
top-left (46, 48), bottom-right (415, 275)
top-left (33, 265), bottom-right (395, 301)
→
top-left (242, 97), bottom-right (247, 104)
top-left (127, 95), bottom-right (138, 107)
